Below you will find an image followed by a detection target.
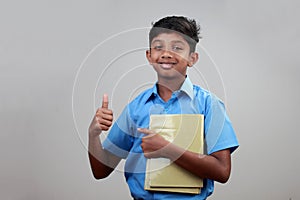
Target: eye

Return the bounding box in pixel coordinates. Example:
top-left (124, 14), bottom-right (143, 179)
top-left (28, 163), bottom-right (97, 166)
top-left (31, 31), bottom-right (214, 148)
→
top-left (153, 45), bottom-right (163, 50)
top-left (172, 46), bottom-right (183, 51)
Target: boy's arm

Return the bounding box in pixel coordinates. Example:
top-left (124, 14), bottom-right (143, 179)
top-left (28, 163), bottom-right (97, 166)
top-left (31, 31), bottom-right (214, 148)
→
top-left (139, 128), bottom-right (231, 183)
top-left (168, 145), bottom-right (231, 183)
top-left (88, 134), bottom-right (121, 179)
top-left (88, 94), bottom-right (121, 179)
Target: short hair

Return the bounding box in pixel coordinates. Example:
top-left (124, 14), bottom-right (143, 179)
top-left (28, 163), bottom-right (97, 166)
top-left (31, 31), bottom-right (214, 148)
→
top-left (149, 16), bottom-right (201, 52)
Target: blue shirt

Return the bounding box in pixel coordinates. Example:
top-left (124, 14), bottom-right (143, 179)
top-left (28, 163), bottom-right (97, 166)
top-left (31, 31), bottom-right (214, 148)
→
top-left (103, 77), bottom-right (239, 200)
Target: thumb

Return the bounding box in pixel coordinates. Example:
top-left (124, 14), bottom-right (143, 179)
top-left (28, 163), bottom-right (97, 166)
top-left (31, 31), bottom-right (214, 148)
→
top-left (102, 94), bottom-right (109, 108)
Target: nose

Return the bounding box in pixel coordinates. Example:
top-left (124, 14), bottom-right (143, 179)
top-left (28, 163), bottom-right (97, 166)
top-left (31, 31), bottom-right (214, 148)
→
top-left (161, 50), bottom-right (173, 59)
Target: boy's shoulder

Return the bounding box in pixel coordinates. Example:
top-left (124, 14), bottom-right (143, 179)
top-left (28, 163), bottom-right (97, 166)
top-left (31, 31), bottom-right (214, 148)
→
top-left (193, 84), bottom-right (208, 94)
top-left (193, 84), bottom-right (224, 104)
top-left (127, 87), bottom-right (154, 107)
top-left (193, 84), bottom-right (211, 98)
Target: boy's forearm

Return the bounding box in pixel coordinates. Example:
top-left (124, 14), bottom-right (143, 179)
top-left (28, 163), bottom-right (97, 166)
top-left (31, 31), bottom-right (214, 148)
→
top-left (88, 134), bottom-right (115, 179)
top-left (164, 143), bottom-right (231, 183)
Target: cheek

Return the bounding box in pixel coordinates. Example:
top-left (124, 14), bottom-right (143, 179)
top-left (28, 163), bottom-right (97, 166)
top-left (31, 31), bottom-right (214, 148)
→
top-left (150, 63), bottom-right (159, 71)
top-left (177, 56), bottom-right (190, 65)
top-left (147, 53), bottom-right (158, 63)
top-left (175, 52), bottom-right (190, 62)
top-left (150, 63), bottom-right (158, 70)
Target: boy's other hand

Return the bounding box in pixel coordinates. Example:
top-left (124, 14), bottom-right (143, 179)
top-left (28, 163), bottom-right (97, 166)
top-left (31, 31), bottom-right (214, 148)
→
top-left (139, 128), bottom-right (170, 158)
top-left (89, 94), bottom-right (114, 137)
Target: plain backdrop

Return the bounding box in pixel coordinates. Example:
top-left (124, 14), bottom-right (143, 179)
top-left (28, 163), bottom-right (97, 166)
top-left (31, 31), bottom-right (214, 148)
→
top-left (1, 0), bottom-right (299, 199)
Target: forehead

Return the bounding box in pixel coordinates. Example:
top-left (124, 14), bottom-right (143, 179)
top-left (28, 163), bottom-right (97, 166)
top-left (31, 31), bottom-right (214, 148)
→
top-left (151, 32), bottom-right (189, 45)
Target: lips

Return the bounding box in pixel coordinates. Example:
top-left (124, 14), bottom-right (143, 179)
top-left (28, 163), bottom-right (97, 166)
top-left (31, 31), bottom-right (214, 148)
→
top-left (158, 62), bottom-right (176, 70)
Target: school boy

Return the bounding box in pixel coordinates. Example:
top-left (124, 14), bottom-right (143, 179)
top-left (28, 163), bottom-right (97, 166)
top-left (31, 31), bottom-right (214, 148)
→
top-left (88, 16), bottom-right (239, 199)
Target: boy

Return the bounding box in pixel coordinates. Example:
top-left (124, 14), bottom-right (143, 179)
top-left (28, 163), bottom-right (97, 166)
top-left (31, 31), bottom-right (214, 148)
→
top-left (88, 16), bottom-right (239, 199)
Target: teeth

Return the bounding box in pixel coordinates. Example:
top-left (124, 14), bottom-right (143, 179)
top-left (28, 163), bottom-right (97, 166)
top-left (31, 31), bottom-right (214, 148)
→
top-left (161, 63), bottom-right (173, 69)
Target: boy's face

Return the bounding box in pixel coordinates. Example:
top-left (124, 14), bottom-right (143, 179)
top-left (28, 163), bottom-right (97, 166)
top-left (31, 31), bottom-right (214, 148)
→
top-left (146, 32), bottom-right (198, 81)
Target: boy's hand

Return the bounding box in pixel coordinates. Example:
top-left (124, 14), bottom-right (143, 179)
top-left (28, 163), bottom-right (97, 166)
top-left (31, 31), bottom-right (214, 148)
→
top-left (89, 94), bottom-right (113, 137)
top-left (139, 128), bottom-right (170, 158)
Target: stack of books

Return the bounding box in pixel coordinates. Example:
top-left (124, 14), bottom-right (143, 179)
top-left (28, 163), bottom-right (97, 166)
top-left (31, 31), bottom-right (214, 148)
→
top-left (144, 114), bottom-right (204, 194)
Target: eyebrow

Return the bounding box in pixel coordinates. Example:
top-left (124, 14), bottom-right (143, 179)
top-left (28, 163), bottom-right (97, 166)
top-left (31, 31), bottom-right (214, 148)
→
top-left (172, 40), bottom-right (186, 44)
top-left (151, 39), bottom-right (186, 45)
top-left (151, 39), bottom-right (163, 44)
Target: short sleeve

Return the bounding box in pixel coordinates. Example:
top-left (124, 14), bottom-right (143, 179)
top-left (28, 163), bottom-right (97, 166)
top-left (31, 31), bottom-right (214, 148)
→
top-left (204, 95), bottom-right (239, 155)
top-left (102, 106), bottom-right (134, 158)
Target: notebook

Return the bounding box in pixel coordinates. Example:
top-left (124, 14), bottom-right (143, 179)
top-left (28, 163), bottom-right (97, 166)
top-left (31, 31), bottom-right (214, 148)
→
top-left (144, 114), bottom-right (204, 194)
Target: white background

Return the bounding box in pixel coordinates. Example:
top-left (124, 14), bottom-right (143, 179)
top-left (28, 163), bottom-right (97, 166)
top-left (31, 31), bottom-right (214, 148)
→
top-left (1, 0), bottom-right (299, 199)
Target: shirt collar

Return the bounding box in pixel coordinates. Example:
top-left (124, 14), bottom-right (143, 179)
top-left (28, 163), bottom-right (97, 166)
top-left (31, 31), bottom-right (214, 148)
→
top-left (179, 76), bottom-right (194, 100)
top-left (145, 76), bottom-right (194, 102)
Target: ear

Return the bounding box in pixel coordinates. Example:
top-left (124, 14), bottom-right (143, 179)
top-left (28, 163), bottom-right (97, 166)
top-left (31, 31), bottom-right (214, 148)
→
top-left (146, 49), bottom-right (152, 64)
top-left (188, 52), bottom-right (199, 67)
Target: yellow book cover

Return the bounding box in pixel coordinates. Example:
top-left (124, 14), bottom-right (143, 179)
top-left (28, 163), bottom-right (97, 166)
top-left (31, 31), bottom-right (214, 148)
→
top-left (144, 114), bottom-right (204, 194)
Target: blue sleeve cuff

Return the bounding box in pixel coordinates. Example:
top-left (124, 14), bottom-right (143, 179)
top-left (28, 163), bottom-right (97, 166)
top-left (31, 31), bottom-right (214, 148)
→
top-left (102, 137), bottom-right (129, 159)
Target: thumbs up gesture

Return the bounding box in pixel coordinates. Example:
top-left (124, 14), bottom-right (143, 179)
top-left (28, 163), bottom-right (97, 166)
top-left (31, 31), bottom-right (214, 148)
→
top-left (89, 94), bottom-right (114, 137)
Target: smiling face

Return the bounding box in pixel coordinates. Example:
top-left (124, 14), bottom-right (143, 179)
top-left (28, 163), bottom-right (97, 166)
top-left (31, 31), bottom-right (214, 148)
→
top-left (146, 32), bottom-right (198, 81)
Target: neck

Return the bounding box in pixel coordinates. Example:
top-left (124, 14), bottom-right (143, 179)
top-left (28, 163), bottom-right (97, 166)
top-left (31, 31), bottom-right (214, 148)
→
top-left (157, 76), bottom-right (185, 102)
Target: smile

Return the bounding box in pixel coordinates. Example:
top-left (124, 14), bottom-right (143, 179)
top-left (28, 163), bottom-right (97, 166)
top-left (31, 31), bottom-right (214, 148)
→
top-left (158, 62), bottom-right (176, 69)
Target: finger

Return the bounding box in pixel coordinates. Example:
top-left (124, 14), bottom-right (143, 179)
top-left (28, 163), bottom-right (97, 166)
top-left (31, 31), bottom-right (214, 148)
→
top-left (100, 124), bottom-right (110, 131)
top-left (102, 94), bottom-right (109, 108)
top-left (102, 113), bottom-right (113, 121)
top-left (96, 108), bottom-right (113, 116)
top-left (96, 110), bottom-right (113, 119)
top-left (138, 128), bottom-right (155, 135)
top-left (98, 118), bottom-right (113, 127)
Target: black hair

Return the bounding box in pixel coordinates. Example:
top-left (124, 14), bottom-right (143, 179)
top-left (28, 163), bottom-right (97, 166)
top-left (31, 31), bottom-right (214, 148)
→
top-left (149, 16), bottom-right (201, 52)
